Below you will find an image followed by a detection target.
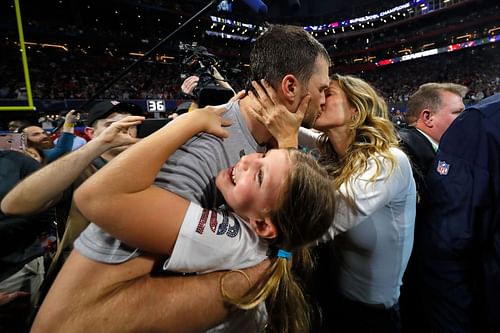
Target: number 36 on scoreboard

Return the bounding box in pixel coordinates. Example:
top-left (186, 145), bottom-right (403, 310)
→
top-left (146, 100), bottom-right (166, 112)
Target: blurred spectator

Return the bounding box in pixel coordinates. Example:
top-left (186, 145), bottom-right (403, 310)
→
top-left (8, 120), bottom-right (30, 132)
top-left (19, 110), bottom-right (78, 164)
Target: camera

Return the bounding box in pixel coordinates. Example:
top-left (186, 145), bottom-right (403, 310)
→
top-left (179, 42), bottom-right (234, 107)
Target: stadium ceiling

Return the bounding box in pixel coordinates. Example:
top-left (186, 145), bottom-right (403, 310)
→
top-left (111, 0), bottom-right (406, 26)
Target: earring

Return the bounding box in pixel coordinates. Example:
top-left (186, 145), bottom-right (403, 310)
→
top-left (351, 114), bottom-right (357, 121)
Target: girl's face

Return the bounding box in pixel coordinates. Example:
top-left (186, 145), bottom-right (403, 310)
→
top-left (313, 81), bottom-right (357, 131)
top-left (216, 149), bottom-right (291, 220)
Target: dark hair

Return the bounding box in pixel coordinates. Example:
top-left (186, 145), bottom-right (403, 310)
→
top-left (224, 149), bottom-right (335, 333)
top-left (250, 24), bottom-right (330, 90)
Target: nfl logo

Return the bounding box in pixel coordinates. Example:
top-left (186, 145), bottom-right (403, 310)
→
top-left (437, 160), bottom-right (450, 175)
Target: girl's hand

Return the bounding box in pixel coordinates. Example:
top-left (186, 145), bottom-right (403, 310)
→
top-left (188, 105), bottom-right (232, 139)
top-left (247, 80), bottom-right (310, 148)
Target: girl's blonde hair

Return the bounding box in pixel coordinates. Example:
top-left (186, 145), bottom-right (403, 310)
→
top-left (223, 149), bottom-right (335, 333)
top-left (318, 74), bottom-right (400, 203)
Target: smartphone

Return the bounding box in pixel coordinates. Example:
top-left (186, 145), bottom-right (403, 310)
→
top-left (197, 86), bottom-right (234, 108)
top-left (0, 132), bottom-right (26, 151)
top-left (136, 119), bottom-right (170, 138)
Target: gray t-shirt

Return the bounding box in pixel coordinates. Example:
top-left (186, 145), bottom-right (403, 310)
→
top-left (74, 101), bottom-right (266, 263)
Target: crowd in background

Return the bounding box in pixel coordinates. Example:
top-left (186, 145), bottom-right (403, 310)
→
top-left (360, 46), bottom-right (500, 107)
top-left (1, 42), bottom-right (498, 115)
top-left (1, 8), bottom-right (499, 331)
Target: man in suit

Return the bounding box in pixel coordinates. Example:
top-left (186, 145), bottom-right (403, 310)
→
top-left (398, 82), bottom-right (467, 333)
top-left (419, 93), bottom-right (500, 332)
top-left (399, 82), bottom-right (467, 192)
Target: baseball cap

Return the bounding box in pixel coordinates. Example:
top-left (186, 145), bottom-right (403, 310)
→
top-left (85, 101), bottom-right (144, 126)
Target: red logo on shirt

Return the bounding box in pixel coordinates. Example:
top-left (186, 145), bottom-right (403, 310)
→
top-left (195, 209), bottom-right (210, 234)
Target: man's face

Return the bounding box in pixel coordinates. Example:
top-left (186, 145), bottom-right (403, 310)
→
top-left (88, 112), bottom-right (136, 156)
top-left (428, 91), bottom-right (465, 142)
top-left (24, 126), bottom-right (53, 149)
top-left (299, 56), bottom-right (330, 128)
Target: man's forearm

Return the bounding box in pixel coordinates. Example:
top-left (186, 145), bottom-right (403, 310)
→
top-left (115, 267), bottom-right (267, 333)
top-left (1, 139), bottom-right (108, 215)
top-left (32, 251), bottom-right (269, 333)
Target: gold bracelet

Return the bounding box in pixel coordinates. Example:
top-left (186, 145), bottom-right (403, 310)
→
top-left (219, 269), bottom-right (252, 301)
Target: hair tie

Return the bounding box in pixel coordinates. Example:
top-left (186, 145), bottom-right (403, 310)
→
top-left (277, 249), bottom-right (292, 260)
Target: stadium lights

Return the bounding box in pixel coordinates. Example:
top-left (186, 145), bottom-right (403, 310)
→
top-left (457, 34), bottom-right (472, 40)
top-left (24, 41), bottom-right (68, 51)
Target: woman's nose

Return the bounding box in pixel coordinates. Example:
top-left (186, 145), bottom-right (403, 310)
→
top-left (239, 154), bottom-right (258, 170)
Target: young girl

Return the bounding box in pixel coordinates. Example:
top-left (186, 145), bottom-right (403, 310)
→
top-left (74, 105), bottom-right (335, 333)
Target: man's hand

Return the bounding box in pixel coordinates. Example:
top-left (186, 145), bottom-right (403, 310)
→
top-left (181, 76), bottom-right (200, 96)
top-left (62, 110), bottom-right (79, 134)
top-left (94, 116), bottom-right (144, 149)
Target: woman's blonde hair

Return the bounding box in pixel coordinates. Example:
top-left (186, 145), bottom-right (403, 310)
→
top-left (223, 149), bottom-right (335, 333)
top-left (318, 74), bottom-right (400, 200)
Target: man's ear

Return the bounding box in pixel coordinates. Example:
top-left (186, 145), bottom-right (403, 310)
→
top-left (280, 75), bottom-right (299, 102)
top-left (249, 217), bottom-right (278, 240)
top-left (420, 109), bottom-right (433, 128)
top-left (84, 126), bottom-right (95, 139)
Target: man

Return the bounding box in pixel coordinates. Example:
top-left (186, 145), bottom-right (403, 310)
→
top-left (419, 93), bottom-right (500, 332)
top-left (20, 110), bottom-right (79, 164)
top-left (399, 82), bottom-right (467, 192)
top-left (398, 82), bottom-right (468, 333)
top-left (31, 24), bottom-right (330, 333)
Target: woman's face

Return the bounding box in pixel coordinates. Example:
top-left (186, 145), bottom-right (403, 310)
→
top-left (216, 149), bottom-right (291, 220)
top-left (313, 81), bottom-right (357, 131)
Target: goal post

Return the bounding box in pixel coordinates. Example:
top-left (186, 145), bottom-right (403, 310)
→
top-left (0, 0), bottom-right (36, 111)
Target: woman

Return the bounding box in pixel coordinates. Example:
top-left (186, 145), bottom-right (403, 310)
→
top-left (248, 74), bottom-right (416, 332)
top-left (74, 105), bottom-right (335, 333)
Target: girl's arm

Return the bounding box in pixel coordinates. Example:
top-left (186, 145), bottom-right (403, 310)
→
top-left (74, 106), bottom-right (231, 255)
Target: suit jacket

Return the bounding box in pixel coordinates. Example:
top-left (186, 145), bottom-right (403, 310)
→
top-left (419, 94), bottom-right (500, 332)
top-left (398, 126), bottom-right (436, 195)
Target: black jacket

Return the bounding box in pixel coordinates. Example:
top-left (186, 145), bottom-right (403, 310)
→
top-left (399, 126), bottom-right (436, 195)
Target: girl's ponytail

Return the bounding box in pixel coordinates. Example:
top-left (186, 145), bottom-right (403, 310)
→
top-left (221, 247), bottom-right (312, 333)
